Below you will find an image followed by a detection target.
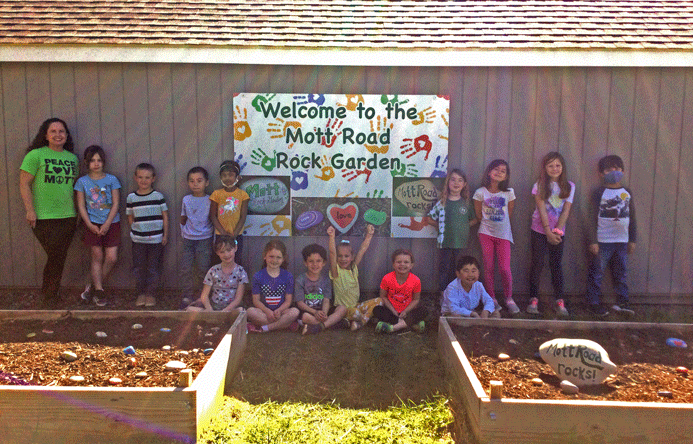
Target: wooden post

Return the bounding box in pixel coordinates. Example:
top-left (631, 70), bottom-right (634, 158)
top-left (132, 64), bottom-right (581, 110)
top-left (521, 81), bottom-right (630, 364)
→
top-left (178, 369), bottom-right (193, 387)
top-left (489, 380), bottom-right (503, 399)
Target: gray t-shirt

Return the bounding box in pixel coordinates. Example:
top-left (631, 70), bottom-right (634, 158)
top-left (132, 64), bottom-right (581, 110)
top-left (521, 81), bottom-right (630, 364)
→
top-left (294, 273), bottom-right (332, 310)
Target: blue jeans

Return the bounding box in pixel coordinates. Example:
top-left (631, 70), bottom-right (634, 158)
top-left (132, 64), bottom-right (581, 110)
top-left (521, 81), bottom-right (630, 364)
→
top-left (132, 242), bottom-right (163, 295)
top-left (586, 242), bottom-right (628, 306)
top-left (180, 237), bottom-right (213, 297)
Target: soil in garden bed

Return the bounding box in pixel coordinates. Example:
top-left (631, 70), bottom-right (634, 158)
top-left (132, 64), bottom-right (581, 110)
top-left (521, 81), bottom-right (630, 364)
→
top-left (451, 324), bottom-right (693, 403)
top-left (0, 316), bottom-right (232, 387)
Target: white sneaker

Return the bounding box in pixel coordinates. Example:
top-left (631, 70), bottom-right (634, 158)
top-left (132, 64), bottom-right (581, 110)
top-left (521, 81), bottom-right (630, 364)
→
top-left (526, 297), bottom-right (539, 314)
top-left (506, 299), bottom-right (520, 314)
top-left (612, 304), bottom-right (635, 317)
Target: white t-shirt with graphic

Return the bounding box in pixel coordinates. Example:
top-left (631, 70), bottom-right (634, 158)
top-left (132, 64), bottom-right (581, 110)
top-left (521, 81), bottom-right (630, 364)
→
top-left (473, 187), bottom-right (515, 243)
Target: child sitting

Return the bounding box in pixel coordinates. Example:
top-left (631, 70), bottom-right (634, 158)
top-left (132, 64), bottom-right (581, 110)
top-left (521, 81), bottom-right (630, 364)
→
top-left (246, 240), bottom-right (299, 332)
top-left (295, 244), bottom-right (347, 335)
top-left (372, 249), bottom-right (427, 334)
top-left (186, 235), bottom-right (247, 313)
top-left (441, 255), bottom-right (500, 318)
top-left (327, 224), bottom-right (381, 330)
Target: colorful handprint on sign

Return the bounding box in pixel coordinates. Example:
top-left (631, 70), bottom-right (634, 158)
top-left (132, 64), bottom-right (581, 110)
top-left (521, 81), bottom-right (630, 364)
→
top-left (342, 168), bottom-right (372, 184)
top-left (250, 148), bottom-right (277, 172)
top-left (260, 215), bottom-right (291, 236)
top-left (400, 135), bottom-right (433, 160)
top-left (233, 106), bottom-right (252, 141)
top-left (314, 154), bottom-right (336, 182)
top-left (251, 93), bottom-right (277, 112)
top-left (364, 116), bottom-right (393, 154)
top-left (337, 94), bottom-right (365, 111)
top-left (390, 162), bottom-right (419, 178)
top-left (293, 94), bottom-right (326, 106)
top-left (412, 106), bottom-right (436, 125)
top-left (290, 170), bottom-right (309, 191)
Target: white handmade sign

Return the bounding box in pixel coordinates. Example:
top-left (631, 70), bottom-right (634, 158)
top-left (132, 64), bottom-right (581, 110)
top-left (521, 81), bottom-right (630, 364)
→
top-left (539, 338), bottom-right (617, 387)
top-left (233, 93), bottom-right (449, 237)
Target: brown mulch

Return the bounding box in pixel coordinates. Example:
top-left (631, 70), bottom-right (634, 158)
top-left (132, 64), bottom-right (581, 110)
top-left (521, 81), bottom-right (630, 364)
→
top-left (452, 324), bottom-right (693, 403)
top-left (0, 315), bottom-right (232, 387)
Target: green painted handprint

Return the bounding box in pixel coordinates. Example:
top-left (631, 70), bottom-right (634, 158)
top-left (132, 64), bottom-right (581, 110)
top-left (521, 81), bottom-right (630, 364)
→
top-left (251, 94), bottom-right (277, 112)
top-left (250, 148), bottom-right (277, 172)
top-left (390, 163), bottom-right (419, 178)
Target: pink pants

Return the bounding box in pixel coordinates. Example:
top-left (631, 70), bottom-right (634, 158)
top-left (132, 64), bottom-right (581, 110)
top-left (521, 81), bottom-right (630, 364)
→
top-left (478, 233), bottom-right (513, 302)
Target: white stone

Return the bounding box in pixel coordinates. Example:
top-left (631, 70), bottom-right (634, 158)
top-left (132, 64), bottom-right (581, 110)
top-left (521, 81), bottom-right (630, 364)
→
top-left (560, 380), bottom-right (579, 394)
top-left (108, 377), bottom-right (122, 385)
top-left (61, 351), bottom-right (78, 362)
top-left (131, 324), bottom-right (143, 330)
top-left (135, 371), bottom-right (148, 378)
top-left (539, 338), bottom-right (617, 387)
top-left (69, 375), bottom-right (85, 383)
top-left (165, 360), bottom-right (187, 371)
top-left (95, 331), bottom-right (107, 338)
top-left (531, 377), bottom-right (543, 386)
top-left (162, 345), bottom-right (171, 351)
top-left (497, 353), bottom-right (510, 361)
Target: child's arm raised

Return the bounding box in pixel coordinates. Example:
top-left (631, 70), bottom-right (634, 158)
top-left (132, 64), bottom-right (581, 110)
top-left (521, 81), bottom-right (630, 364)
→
top-left (327, 226), bottom-right (339, 278)
top-left (353, 224), bottom-right (375, 268)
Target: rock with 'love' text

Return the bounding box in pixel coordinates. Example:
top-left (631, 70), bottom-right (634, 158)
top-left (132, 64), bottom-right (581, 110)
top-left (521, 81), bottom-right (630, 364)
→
top-left (539, 338), bottom-right (617, 387)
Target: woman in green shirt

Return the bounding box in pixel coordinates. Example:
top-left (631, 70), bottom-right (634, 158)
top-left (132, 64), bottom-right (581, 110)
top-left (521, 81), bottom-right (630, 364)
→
top-left (19, 118), bottom-right (79, 307)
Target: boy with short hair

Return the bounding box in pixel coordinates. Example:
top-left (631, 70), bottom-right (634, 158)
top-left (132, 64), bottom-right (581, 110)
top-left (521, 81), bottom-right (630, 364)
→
top-left (441, 255), bottom-right (499, 318)
top-left (586, 154), bottom-right (637, 317)
top-left (295, 244), bottom-right (347, 335)
top-left (179, 166), bottom-right (213, 307)
top-left (126, 163), bottom-right (168, 308)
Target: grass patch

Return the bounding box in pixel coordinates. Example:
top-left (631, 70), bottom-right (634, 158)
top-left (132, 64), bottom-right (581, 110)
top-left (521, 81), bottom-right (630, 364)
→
top-left (200, 395), bottom-right (455, 444)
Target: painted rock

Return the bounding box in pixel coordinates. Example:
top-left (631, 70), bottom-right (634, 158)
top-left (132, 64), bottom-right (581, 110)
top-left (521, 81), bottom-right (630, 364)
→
top-left (509, 339), bottom-right (519, 345)
top-left (162, 345), bottom-right (171, 351)
top-left (203, 348), bottom-right (214, 355)
top-left (363, 208), bottom-right (387, 226)
top-left (676, 366), bottom-right (689, 375)
top-left (560, 380), bottom-right (579, 394)
top-left (539, 338), bottom-right (617, 387)
top-left (95, 331), bottom-right (107, 338)
top-left (42, 329), bottom-right (54, 334)
top-left (131, 324), bottom-right (143, 330)
top-left (26, 332), bottom-right (36, 338)
top-left (295, 210), bottom-right (323, 230)
top-left (108, 377), bottom-right (122, 385)
top-left (160, 328), bottom-right (171, 333)
top-left (69, 375), bottom-right (85, 383)
top-left (127, 357), bottom-right (137, 367)
top-left (658, 390), bottom-right (673, 398)
top-left (498, 353), bottom-right (510, 361)
top-left (135, 372), bottom-right (148, 378)
top-left (241, 177), bottom-right (290, 214)
top-left (666, 338), bottom-right (688, 348)
top-left (327, 203), bottom-right (359, 233)
top-left (61, 351), bottom-right (78, 362)
top-left (393, 179), bottom-right (439, 216)
top-left (165, 360), bottom-right (187, 371)
top-left (122, 346), bottom-right (136, 355)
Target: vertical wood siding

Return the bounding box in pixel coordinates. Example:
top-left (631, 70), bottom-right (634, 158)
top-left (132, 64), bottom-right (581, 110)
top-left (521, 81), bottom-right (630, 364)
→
top-left (1, 63), bottom-right (691, 301)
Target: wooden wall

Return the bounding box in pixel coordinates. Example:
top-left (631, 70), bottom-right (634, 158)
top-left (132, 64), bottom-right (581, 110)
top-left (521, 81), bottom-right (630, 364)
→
top-left (1, 63), bottom-right (691, 302)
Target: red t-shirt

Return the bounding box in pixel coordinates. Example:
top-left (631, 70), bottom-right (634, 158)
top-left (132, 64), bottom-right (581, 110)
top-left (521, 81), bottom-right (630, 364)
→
top-left (379, 272), bottom-right (421, 314)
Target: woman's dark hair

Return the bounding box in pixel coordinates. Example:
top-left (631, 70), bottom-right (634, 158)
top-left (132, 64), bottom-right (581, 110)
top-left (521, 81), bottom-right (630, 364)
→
top-left (26, 118), bottom-right (74, 153)
top-left (83, 145), bottom-right (106, 166)
top-left (481, 159), bottom-right (510, 191)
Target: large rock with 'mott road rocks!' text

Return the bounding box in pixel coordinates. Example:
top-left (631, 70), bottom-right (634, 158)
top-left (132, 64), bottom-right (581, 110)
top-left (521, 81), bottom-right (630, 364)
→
top-left (539, 338), bottom-right (617, 387)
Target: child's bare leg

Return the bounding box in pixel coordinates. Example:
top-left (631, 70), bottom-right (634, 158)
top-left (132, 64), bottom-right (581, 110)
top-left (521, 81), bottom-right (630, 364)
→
top-left (302, 312), bottom-right (320, 325)
top-left (391, 318), bottom-right (408, 332)
top-left (323, 305), bottom-right (347, 329)
top-left (267, 307), bottom-right (299, 331)
top-left (90, 246), bottom-right (104, 289)
top-left (246, 307), bottom-right (270, 326)
top-left (101, 246), bottom-right (118, 288)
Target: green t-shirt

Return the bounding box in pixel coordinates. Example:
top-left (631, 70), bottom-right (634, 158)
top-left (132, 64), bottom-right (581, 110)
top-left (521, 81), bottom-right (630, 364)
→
top-left (20, 146), bottom-right (78, 219)
top-left (442, 199), bottom-right (473, 249)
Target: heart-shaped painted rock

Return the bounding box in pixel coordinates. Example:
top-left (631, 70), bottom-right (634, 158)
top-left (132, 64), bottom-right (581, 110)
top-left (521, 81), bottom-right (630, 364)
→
top-left (364, 208), bottom-right (387, 226)
top-left (539, 338), bottom-right (617, 387)
top-left (327, 203), bottom-right (359, 233)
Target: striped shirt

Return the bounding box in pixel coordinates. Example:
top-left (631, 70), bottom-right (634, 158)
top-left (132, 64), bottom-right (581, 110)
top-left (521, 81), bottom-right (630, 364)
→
top-left (126, 190), bottom-right (168, 244)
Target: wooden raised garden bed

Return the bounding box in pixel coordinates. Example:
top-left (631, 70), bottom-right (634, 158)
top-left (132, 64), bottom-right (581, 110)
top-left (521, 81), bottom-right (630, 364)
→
top-left (0, 310), bottom-right (246, 444)
top-left (439, 317), bottom-right (693, 444)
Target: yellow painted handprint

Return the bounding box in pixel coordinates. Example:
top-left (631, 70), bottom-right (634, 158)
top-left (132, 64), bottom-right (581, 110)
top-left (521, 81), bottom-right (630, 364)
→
top-left (412, 106), bottom-right (436, 125)
top-left (314, 154), bottom-right (336, 181)
top-left (233, 106), bottom-right (252, 141)
top-left (364, 116), bottom-right (393, 154)
top-left (260, 215), bottom-right (292, 236)
top-left (337, 94), bottom-right (365, 111)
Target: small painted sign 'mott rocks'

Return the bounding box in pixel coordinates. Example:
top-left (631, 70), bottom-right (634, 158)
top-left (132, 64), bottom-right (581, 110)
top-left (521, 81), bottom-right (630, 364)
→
top-left (539, 338), bottom-right (617, 386)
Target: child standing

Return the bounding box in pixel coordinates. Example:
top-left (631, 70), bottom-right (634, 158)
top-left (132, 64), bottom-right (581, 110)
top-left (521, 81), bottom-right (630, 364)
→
top-left (327, 224), bottom-right (380, 330)
top-left (209, 160), bottom-right (249, 261)
top-left (441, 255), bottom-right (499, 318)
top-left (186, 235), bottom-right (248, 312)
top-left (74, 145), bottom-right (121, 307)
top-left (247, 240), bottom-right (299, 332)
top-left (180, 166), bottom-right (214, 307)
top-left (428, 168), bottom-right (478, 293)
top-left (126, 163), bottom-right (168, 308)
top-left (586, 155), bottom-right (637, 317)
top-left (527, 152), bottom-right (575, 316)
top-left (473, 159), bottom-right (518, 313)
top-left (295, 244), bottom-right (347, 335)
top-left (373, 249), bottom-right (427, 333)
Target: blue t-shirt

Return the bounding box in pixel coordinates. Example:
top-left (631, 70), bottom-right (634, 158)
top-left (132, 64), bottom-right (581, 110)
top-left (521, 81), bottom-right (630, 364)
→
top-left (252, 268), bottom-right (294, 310)
top-left (74, 174), bottom-right (121, 224)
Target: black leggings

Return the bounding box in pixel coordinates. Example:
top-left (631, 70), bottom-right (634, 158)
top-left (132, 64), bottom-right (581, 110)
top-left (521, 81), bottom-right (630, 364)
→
top-left (372, 304), bottom-right (427, 327)
top-left (32, 217), bottom-right (76, 299)
top-left (529, 230), bottom-right (565, 301)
